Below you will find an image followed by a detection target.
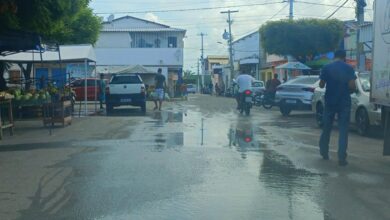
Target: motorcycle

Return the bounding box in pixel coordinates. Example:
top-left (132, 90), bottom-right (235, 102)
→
top-left (253, 91), bottom-right (275, 109)
top-left (240, 89), bottom-right (253, 116)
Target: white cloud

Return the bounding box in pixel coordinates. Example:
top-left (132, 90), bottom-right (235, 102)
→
top-left (144, 13), bottom-right (160, 23)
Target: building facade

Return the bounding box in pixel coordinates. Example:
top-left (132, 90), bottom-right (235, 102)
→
top-left (231, 31), bottom-right (265, 80)
top-left (94, 16), bottom-right (186, 96)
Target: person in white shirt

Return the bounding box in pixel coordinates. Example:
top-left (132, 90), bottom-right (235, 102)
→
top-left (235, 72), bottom-right (255, 110)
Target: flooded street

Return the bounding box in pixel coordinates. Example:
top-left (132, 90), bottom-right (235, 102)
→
top-left (1, 95), bottom-right (390, 220)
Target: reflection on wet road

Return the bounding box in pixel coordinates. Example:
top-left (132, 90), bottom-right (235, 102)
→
top-left (5, 97), bottom-right (389, 220)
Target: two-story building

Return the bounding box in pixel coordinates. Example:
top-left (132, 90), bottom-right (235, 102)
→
top-left (94, 15), bottom-right (186, 96)
top-left (231, 31), bottom-right (266, 80)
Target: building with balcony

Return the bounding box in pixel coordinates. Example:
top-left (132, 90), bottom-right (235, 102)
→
top-left (94, 15), bottom-right (186, 96)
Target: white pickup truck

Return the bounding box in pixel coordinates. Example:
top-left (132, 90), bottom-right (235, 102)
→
top-left (105, 74), bottom-right (146, 114)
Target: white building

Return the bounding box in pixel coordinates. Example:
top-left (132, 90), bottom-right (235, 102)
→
top-left (232, 31), bottom-right (266, 80)
top-left (94, 15), bottom-right (186, 95)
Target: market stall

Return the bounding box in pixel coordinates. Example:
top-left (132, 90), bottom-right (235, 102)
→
top-left (0, 44), bottom-right (97, 117)
top-left (0, 92), bottom-right (14, 139)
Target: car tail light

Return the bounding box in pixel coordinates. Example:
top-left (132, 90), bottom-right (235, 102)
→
top-left (105, 86), bottom-right (110, 95)
top-left (302, 87), bottom-right (315, 93)
top-left (244, 90), bottom-right (252, 95)
top-left (141, 86), bottom-right (145, 95)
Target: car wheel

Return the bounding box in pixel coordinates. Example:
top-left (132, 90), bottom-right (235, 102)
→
top-left (316, 103), bottom-right (324, 128)
top-left (356, 108), bottom-right (370, 136)
top-left (280, 105), bottom-right (291, 116)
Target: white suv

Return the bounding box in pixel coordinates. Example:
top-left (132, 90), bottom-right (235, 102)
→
top-left (105, 74), bottom-right (146, 114)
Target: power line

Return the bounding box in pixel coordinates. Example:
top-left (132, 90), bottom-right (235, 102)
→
top-left (295, 0), bottom-right (353, 8)
top-left (327, 0), bottom-right (349, 19)
top-left (94, 1), bottom-right (285, 14)
top-left (269, 2), bottom-right (289, 20)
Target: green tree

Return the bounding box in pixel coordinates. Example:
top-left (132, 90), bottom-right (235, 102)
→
top-left (0, 0), bottom-right (102, 90)
top-left (183, 70), bottom-right (195, 79)
top-left (0, 0), bottom-right (101, 44)
top-left (259, 19), bottom-right (344, 59)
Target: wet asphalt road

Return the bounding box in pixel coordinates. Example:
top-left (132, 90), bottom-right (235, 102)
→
top-left (1, 95), bottom-right (390, 220)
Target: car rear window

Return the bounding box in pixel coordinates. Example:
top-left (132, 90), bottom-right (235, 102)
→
top-left (187, 84), bottom-right (194, 88)
top-left (110, 75), bottom-right (142, 84)
top-left (288, 77), bottom-right (318, 85)
top-left (252, 82), bottom-right (264, 87)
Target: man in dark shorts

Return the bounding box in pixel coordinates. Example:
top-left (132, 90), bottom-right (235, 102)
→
top-left (265, 74), bottom-right (281, 99)
top-left (319, 50), bottom-right (356, 166)
top-left (154, 68), bottom-right (166, 111)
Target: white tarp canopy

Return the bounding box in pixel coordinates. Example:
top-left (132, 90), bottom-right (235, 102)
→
top-left (0, 44), bottom-right (96, 63)
top-left (275, 61), bottom-right (311, 70)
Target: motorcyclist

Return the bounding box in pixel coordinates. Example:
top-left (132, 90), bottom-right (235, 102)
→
top-left (235, 71), bottom-right (255, 110)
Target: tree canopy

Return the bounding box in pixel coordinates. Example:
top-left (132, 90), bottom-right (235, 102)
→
top-left (259, 19), bottom-right (344, 59)
top-left (0, 0), bottom-right (101, 45)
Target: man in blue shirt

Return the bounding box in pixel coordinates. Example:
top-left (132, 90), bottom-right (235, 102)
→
top-left (319, 50), bottom-right (356, 166)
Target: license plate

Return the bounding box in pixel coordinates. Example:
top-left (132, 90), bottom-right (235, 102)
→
top-left (120, 98), bottom-right (132, 102)
top-left (286, 99), bottom-right (296, 104)
top-left (245, 97), bottom-right (253, 102)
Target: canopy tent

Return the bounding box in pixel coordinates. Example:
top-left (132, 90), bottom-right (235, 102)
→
top-left (275, 61), bottom-right (311, 70)
top-left (0, 44), bottom-right (96, 63)
top-left (0, 44), bottom-right (97, 115)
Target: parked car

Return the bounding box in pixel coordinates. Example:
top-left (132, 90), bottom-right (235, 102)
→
top-left (275, 76), bottom-right (320, 116)
top-left (186, 84), bottom-right (196, 94)
top-left (251, 80), bottom-right (265, 94)
top-left (105, 74), bottom-right (146, 114)
top-left (312, 72), bottom-right (381, 136)
top-left (70, 78), bottom-right (104, 101)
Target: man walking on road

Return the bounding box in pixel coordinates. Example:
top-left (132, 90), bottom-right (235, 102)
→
top-left (154, 68), bottom-right (166, 111)
top-left (319, 50), bottom-right (356, 166)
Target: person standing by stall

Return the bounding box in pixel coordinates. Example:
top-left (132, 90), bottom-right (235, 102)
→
top-left (99, 74), bottom-right (106, 109)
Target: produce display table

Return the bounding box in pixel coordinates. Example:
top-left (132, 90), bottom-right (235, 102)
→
top-left (43, 100), bottom-right (72, 127)
top-left (0, 95), bottom-right (15, 140)
top-left (13, 98), bottom-right (51, 118)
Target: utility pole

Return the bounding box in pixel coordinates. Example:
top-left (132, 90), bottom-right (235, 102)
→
top-left (356, 0), bottom-right (366, 71)
top-left (198, 32), bottom-right (206, 88)
top-left (197, 58), bottom-right (200, 93)
top-left (221, 10), bottom-right (238, 85)
top-left (289, 0), bottom-right (294, 20)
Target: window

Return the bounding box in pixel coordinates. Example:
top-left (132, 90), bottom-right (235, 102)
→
top-left (168, 36), bottom-right (177, 48)
top-left (137, 38), bottom-right (146, 48)
top-left (154, 39), bottom-right (161, 48)
top-left (288, 77), bottom-right (319, 85)
top-left (110, 75), bottom-right (142, 84)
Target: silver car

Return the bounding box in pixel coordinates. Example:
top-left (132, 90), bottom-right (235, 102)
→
top-left (311, 72), bottom-right (381, 136)
top-left (275, 76), bottom-right (320, 116)
top-left (251, 80), bottom-right (265, 95)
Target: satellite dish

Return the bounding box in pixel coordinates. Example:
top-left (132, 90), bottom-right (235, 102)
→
top-left (108, 14), bottom-right (115, 22)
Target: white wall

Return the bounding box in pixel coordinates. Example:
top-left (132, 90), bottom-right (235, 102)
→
top-left (95, 32), bottom-right (130, 48)
top-left (232, 32), bottom-right (260, 62)
top-left (95, 48), bottom-right (183, 66)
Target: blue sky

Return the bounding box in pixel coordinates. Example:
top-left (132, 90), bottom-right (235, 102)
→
top-left (90, 0), bottom-right (374, 72)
